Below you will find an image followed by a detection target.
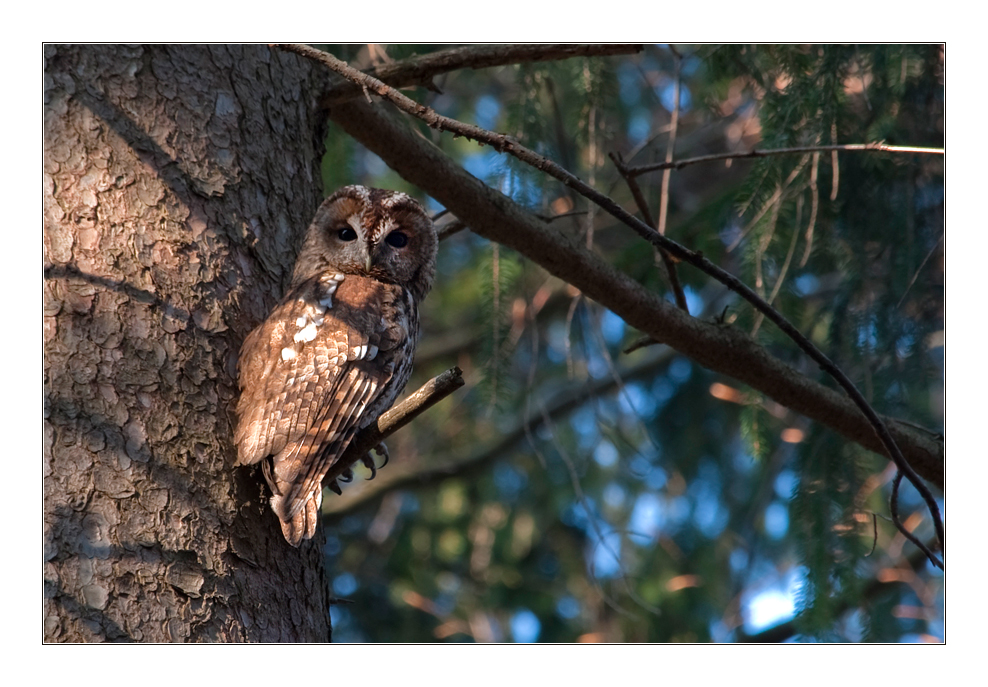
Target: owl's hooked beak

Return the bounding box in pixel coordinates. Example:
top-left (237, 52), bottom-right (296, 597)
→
top-left (365, 252), bottom-right (373, 272)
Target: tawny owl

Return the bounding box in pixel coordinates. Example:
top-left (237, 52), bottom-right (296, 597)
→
top-left (235, 185), bottom-right (437, 546)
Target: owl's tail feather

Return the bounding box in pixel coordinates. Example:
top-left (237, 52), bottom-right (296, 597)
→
top-left (271, 487), bottom-right (322, 547)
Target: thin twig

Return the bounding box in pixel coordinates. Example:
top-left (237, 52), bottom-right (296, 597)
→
top-left (625, 123), bottom-right (673, 163)
top-left (800, 152), bottom-right (821, 267)
top-left (896, 233), bottom-right (945, 310)
top-left (585, 305), bottom-right (661, 457)
top-left (620, 142), bottom-right (944, 177)
top-left (890, 471), bottom-right (943, 569)
top-left (647, 46), bottom-right (690, 312)
top-left (752, 193), bottom-right (799, 336)
top-left (753, 188), bottom-right (781, 304)
top-left (609, 154), bottom-right (689, 312)
top-left (657, 47), bottom-right (681, 239)
top-left (296, 46), bottom-right (944, 558)
top-left (538, 210), bottom-right (588, 223)
top-left (584, 61), bottom-right (599, 252)
top-left (325, 367), bottom-right (465, 485)
top-left (830, 124), bottom-right (840, 201)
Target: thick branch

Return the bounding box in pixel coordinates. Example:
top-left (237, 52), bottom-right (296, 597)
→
top-left (621, 143), bottom-right (945, 176)
top-left (280, 44), bottom-right (644, 105)
top-left (323, 367), bottom-right (464, 486)
top-left (325, 95), bottom-right (944, 495)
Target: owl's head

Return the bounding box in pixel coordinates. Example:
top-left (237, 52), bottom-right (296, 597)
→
top-left (292, 185), bottom-right (438, 300)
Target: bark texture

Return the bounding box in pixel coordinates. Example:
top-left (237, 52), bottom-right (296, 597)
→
top-left (44, 44), bottom-right (332, 642)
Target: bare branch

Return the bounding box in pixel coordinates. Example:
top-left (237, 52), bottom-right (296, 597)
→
top-left (323, 367), bottom-right (465, 486)
top-left (621, 142), bottom-right (944, 177)
top-left (279, 44), bottom-right (644, 105)
top-left (309, 49), bottom-right (943, 554)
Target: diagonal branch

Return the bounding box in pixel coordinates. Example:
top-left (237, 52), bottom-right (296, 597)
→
top-left (292, 43), bottom-right (645, 105)
top-left (324, 94), bottom-right (942, 485)
top-left (298, 47), bottom-right (944, 564)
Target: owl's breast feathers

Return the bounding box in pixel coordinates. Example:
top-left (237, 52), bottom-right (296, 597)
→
top-left (234, 272), bottom-right (418, 539)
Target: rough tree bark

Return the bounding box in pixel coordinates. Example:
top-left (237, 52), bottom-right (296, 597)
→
top-left (43, 45), bottom-right (332, 642)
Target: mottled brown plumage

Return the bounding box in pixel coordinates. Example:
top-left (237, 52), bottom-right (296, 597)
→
top-left (235, 186), bottom-right (437, 546)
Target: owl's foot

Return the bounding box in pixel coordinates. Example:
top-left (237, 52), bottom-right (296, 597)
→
top-left (339, 467), bottom-right (354, 483)
top-left (328, 480), bottom-right (343, 495)
top-left (360, 442), bottom-right (389, 480)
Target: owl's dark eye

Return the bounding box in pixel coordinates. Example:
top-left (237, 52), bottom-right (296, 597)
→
top-left (385, 231), bottom-right (408, 248)
top-left (337, 226), bottom-right (358, 242)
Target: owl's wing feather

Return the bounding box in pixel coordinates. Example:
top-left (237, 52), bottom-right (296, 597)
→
top-left (236, 296), bottom-right (323, 465)
top-left (272, 366), bottom-right (384, 521)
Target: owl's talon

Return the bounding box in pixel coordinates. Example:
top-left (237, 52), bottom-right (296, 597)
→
top-left (328, 480), bottom-right (343, 495)
top-left (360, 453), bottom-right (378, 481)
top-left (360, 442), bottom-right (390, 480)
top-left (339, 468), bottom-right (354, 483)
top-left (374, 442), bottom-right (390, 470)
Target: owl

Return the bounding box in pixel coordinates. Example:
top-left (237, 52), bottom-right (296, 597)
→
top-left (235, 185), bottom-right (438, 546)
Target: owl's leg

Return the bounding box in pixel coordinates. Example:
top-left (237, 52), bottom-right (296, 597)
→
top-left (261, 456), bottom-right (282, 495)
top-left (360, 442), bottom-right (389, 480)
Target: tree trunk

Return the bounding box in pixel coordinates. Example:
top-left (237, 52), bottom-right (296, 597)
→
top-left (44, 44), bottom-right (332, 642)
